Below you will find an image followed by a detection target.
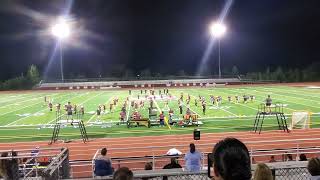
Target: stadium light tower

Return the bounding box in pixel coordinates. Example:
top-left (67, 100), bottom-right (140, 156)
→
top-left (51, 18), bottom-right (71, 82)
top-left (210, 22), bottom-right (226, 78)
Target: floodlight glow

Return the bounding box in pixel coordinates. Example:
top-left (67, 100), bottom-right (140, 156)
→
top-left (51, 20), bottom-right (70, 39)
top-left (210, 23), bottom-right (226, 38)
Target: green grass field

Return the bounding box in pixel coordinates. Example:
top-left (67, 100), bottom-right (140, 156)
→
top-left (0, 85), bottom-right (320, 142)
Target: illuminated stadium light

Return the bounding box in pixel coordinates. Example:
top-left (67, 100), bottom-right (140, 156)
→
top-left (51, 19), bottom-right (70, 40)
top-left (209, 22), bottom-right (227, 78)
top-left (209, 23), bottom-right (226, 38)
top-left (50, 17), bottom-right (72, 82)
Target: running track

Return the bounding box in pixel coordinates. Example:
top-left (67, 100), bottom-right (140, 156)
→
top-left (0, 129), bottom-right (320, 178)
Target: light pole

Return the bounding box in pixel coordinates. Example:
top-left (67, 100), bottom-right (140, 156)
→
top-left (210, 22), bottom-right (226, 78)
top-left (51, 18), bottom-right (70, 82)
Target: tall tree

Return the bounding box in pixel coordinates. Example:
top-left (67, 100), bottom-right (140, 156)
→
top-left (140, 69), bottom-right (151, 78)
top-left (177, 70), bottom-right (186, 76)
top-left (265, 66), bottom-right (271, 80)
top-left (274, 66), bottom-right (285, 82)
top-left (27, 65), bottom-right (40, 84)
top-left (231, 65), bottom-right (239, 76)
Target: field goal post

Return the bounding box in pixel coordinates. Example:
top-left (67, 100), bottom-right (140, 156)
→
top-left (289, 111), bottom-right (311, 130)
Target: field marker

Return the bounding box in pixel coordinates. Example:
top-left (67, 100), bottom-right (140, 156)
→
top-left (6, 93), bottom-right (85, 126)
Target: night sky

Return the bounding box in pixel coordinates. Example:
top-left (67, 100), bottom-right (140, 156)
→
top-left (0, 0), bottom-right (319, 80)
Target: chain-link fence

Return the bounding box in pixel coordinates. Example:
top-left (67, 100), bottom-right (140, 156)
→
top-left (94, 169), bottom-right (211, 180)
top-left (274, 167), bottom-right (310, 180)
top-left (134, 174), bottom-right (211, 180)
top-left (94, 167), bottom-right (311, 180)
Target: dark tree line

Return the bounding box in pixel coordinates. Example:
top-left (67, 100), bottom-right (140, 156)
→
top-left (1, 62), bottom-right (320, 90)
top-left (0, 65), bottom-right (40, 90)
top-left (244, 62), bottom-right (320, 82)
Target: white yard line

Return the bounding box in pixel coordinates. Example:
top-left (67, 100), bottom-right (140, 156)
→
top-left (172, 92), bottom-right (202, 117)
top-left (260, 87), bottom-right (320, 104)
top-left (87, 95), bottom-right (113, 124)
top-left (225, 89), bottom-right (296, 111)
top-left (0, 93), bottom-right (39, 104)
top-left (247, 88), bottom-right (320, 110)
top-left (219, 107), bottom-right (239, 117)
top-left (0, 93), bottom-right (63, 116)
top-left (45, 92), bottom-right (104, 125)
top-left (263, 87), bottom-right (320, 99)
top-left (189, 91), bottom-right (237, 117)
top-left (212, 89), bottom-right (276, 114)
top-left (2, 112), bottom-right (320, 128)
top-left (0, 95), bottom-right (50, 109)
top-left (152, 98), bottom-right (163, 113)
top-left (5, 93), bottom-right (77, 126)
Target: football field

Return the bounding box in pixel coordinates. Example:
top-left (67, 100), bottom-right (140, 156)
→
top-left (0, 85), bottom-right (320, 142)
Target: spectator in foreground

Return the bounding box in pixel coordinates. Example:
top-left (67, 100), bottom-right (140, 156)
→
top-left (299, 154), bottom-right (307, 161)
top-left (253, 163), bottom-right (273, 180)
top-left (113, 167), bottom-right (133, 180)
top-left (307, 157), bottom-right (320, 180)
top-left (0, 152), bottom-right (8, 179)
top-left (7, 151), bottom-right (19, 180)
top-left (269, 156), bottom-right (276, 163)
top-left (94, 148), bottom-right (113, 176)
top-left (211, 138), bottom-right (252, 180)
top-left (184, 143), bottom-right (202, 172)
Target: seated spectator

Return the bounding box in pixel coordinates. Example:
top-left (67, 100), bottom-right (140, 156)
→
top-left (307, 157), bottom-right (320, 180)
top-left (269, 156), bottom-right (276, 163)
top-left (163, 157), bottom-right (182, 180)
top-left (184, 143), bottom-right (202, 172)
top-left (142, 162), bottom-right (153, 180)
top-left (282, 152), bottom-right (293, 161)
top-left (163, 157), bottom-right (182, 169)
top-left (144, 162), bottom-right (153, 170)
top-left (286, 154), bottom-right (293, 161)
top-left (211, 138), bottom-right (252, 180)
top-left (299, 154), bottom-right (307, 161)
top-left (253, 163), bottom-right (273, 180)
top-left (113, 167), bottom-right (133, 180)
top-left (94, 148), bottom-right (113, 176)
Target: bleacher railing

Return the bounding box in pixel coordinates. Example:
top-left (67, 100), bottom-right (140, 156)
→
top-left (42, 75), bottom-right (238, 83)
top-left (0, 147), bottom-right (70, 180)
top-left (89, 138), bottom-right (320, 179)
